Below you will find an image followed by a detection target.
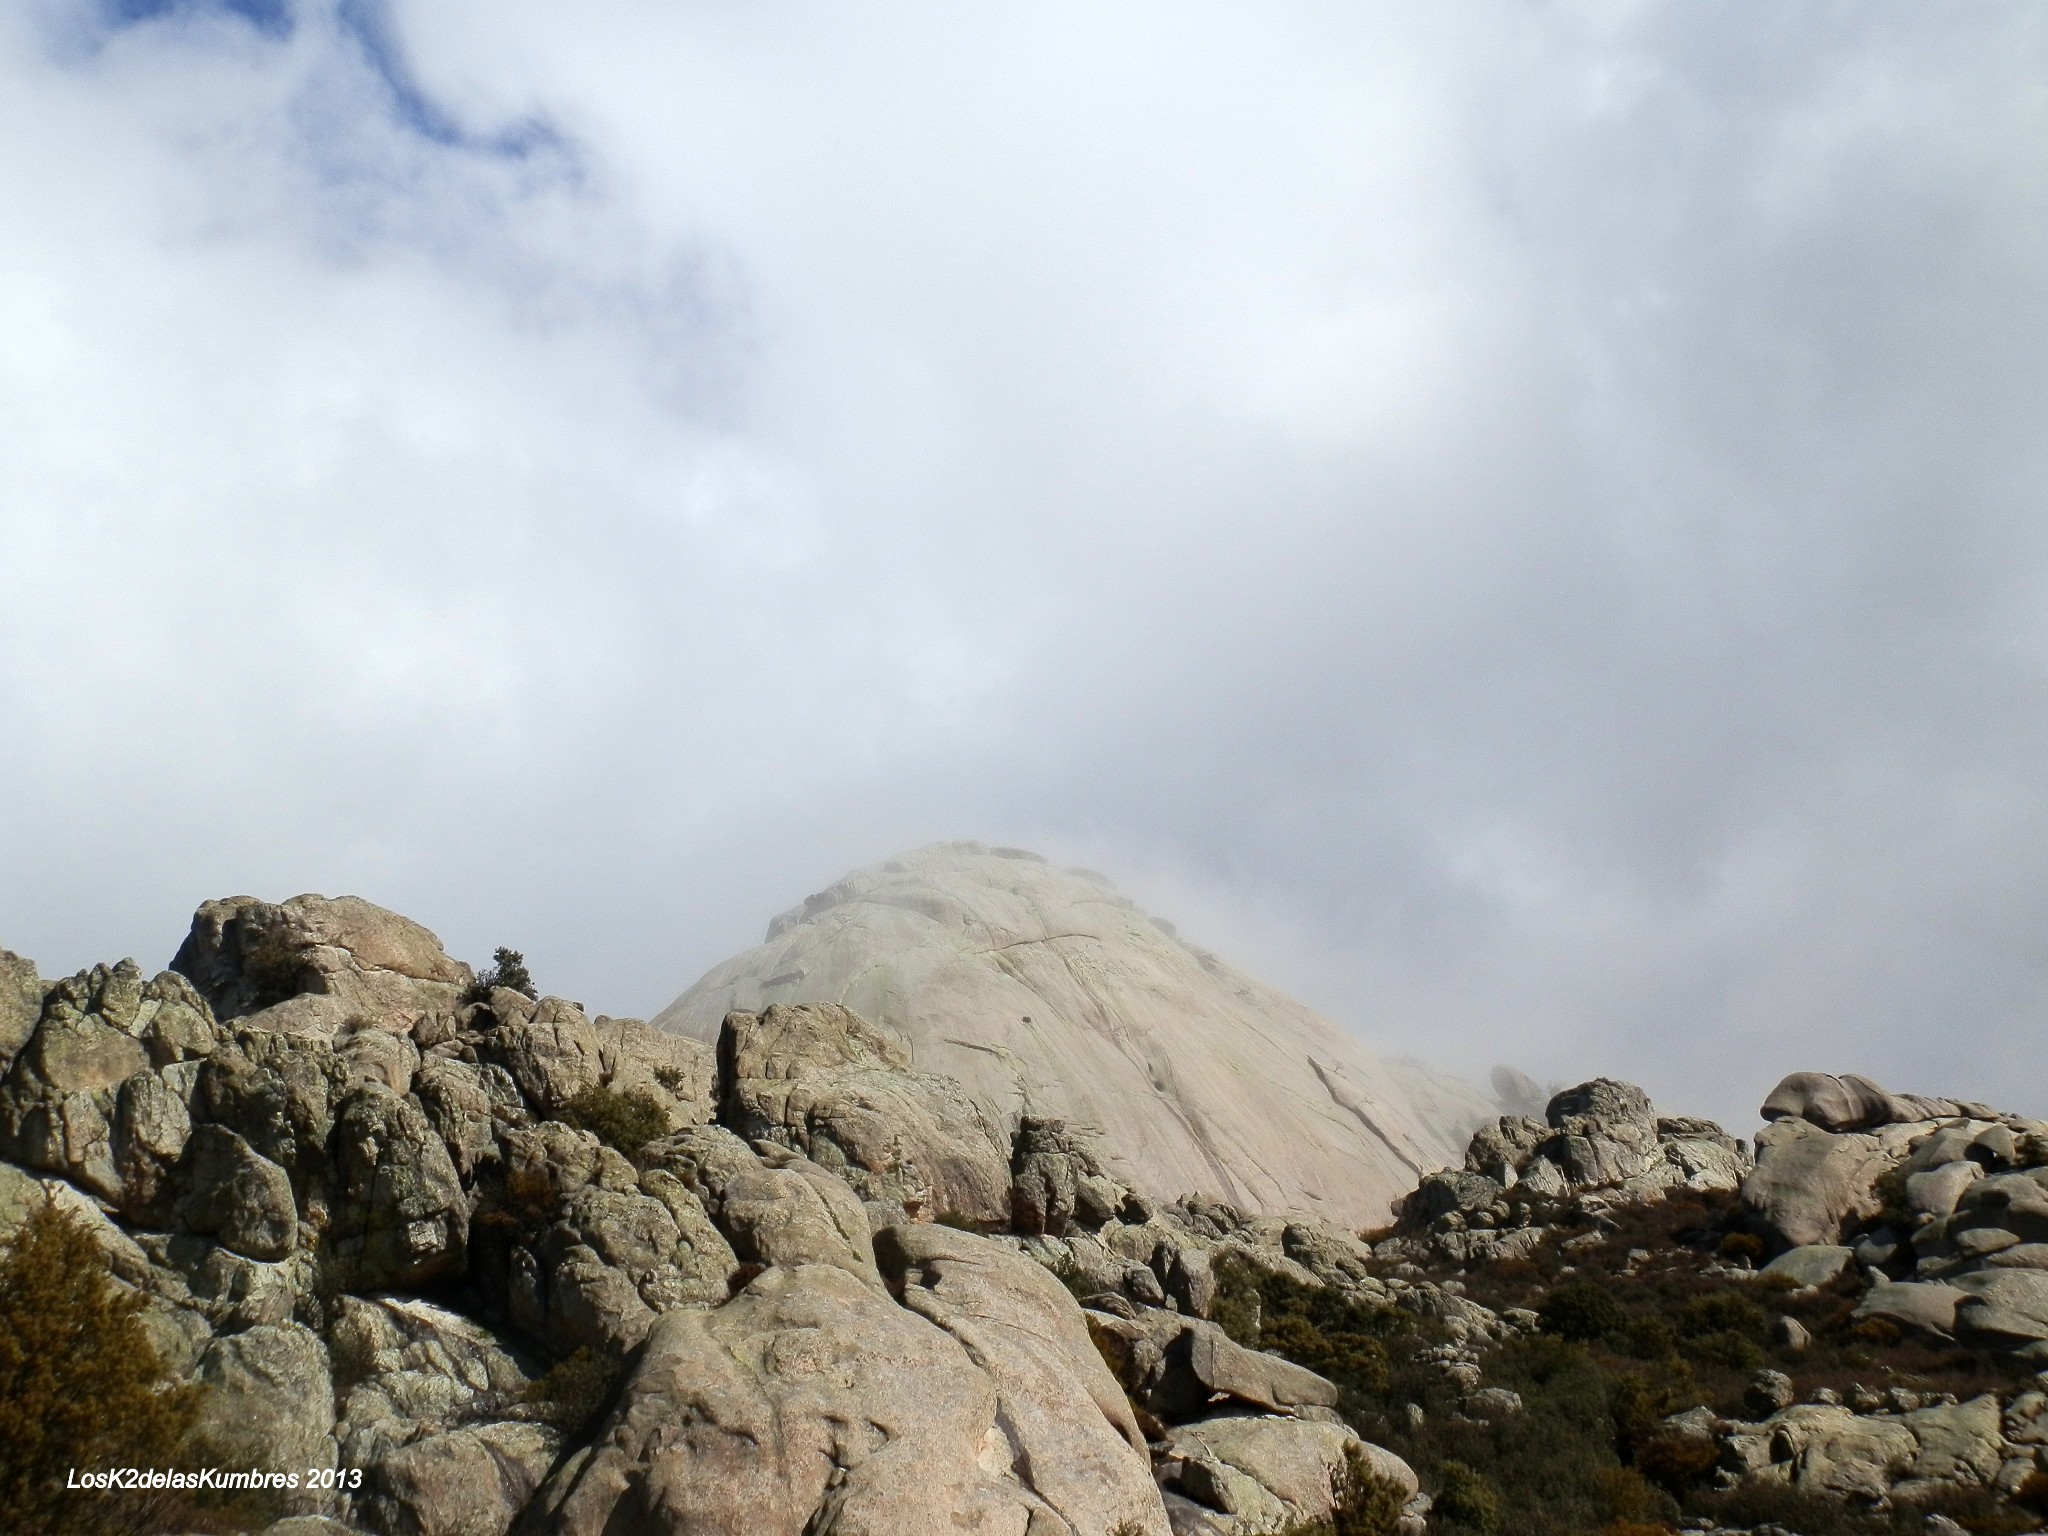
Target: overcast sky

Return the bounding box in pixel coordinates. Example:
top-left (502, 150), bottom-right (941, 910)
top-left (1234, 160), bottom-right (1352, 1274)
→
top-left (4, 2), bottom-right (2046, 1131)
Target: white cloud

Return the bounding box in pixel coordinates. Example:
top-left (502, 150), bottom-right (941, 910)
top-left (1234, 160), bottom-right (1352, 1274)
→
top-left (4, 1), bottom-right (2047, 1130)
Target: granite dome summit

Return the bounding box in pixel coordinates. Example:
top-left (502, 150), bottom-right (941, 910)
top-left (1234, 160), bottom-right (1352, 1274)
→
top-left (655, 842), bottom-right (1497, 1227)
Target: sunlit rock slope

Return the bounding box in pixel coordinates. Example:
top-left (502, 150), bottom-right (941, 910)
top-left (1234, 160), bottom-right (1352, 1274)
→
top-left (655, 842), bottom-right (1495, 1227)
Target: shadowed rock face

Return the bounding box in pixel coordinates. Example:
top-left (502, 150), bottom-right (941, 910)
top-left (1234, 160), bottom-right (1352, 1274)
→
top-left (656, 843), bottom-right (1494, 1227)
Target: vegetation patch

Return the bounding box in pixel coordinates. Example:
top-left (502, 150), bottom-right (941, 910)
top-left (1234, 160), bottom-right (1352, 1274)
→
top-left (1236, 1186), bottom-right (2041, 1536)
top-left (0, 1199), bottom-right (281, 1535)
top-left (467, 945), bottom-right (538, 1003)
top-left (559, 1082), bottom-right (670, 1154)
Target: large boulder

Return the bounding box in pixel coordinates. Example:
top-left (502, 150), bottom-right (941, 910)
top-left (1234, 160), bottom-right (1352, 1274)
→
top-left (331, 1295), bottom-right (545, 1463)
top-left (1543, 1079), bottom-right (1660, 1187)
top-left (476, 995), bottom-right (714, 1134)
top-left (506, 1178), bottom-right (738, 1357)
top-left (718, 1003), bottom-right (1011, 1226)
top-left (199, 1030), bottom-right (352, 1192)
top-left (1760, 1072), bottom-right (1993, 1133)
top-left (326, 1086), bottom-right (467, 1290)
top-left (1011, 1114), bottom-right (1097, 1236)
top-left (369, 1422), bottom-right (560, 1536)
top-left (875, 1223), bottom-right (1162, 1533)
top-left (1762, 1403), bottom-right (1918, 1501)
top-left (173, 894), bottom-right (472, 1038)
top-left (1155, 1317), bottom-right (1341, 1422)
top-left (1952, 1268), bottom-right (2048, 1348)
top-left (534, 1262), bottom-right (1169, 1536)
top-left (192, 1323), bottom-right (339, 1507)
top-left (1162, 1416), bottom-right (1416, 1534)
top-left (332, 1297), bottom-right (559, 1536)
top-left (1855, 1280), bottom-right (1968, 1342)
top-left (714, 1150), bottom-right (885, 1289)
top-left (1447, 1082), bottom-right (1749, 1215)
top-left (0, 962), bottom-right (217, 1205)
top-left (1898, 1394), bottom-right (2005, 1489)
top-left (411, 1054), bottom-right (527, 1182)
top-left (657, 843), bottom-right (1495, 1227)
top-left (477, 996), bottom-right (602, 1115)
top-left (1742, 1117), bottom-right (1921, 1250)
top-left (174, 1124), bottom-right (299, 1262)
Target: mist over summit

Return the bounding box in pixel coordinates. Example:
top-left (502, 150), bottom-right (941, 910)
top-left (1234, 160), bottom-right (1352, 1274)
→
top-left (657, 841), bottom-right (1500, 1227)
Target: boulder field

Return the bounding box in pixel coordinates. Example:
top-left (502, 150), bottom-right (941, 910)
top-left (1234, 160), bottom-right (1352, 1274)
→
top-left (8, 889), bottom-right (2048, 1535)
top-left (0, 895), bottom-right (1433, 1536)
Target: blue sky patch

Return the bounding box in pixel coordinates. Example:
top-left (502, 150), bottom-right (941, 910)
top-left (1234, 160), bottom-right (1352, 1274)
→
top-left (336, 0), bottom-right (562, 161)
top-left (106, 0), bottom-right (292, 40)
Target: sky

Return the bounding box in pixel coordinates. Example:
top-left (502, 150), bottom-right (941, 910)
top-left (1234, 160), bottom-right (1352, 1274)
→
top-left (3, 1), bottom-right (2047, 1132)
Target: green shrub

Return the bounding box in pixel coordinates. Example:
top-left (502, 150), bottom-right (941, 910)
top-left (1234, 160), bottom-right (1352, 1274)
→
top-left (1247, 1268), bottom-right (1398, 1396)
top-left (467, 946), bottom-right (537, 1003)
top-left (559, 1083), bottom-right (670, 1154)
top-left (1673, 1290), bottom-right (1770, 1370)
top-left (1609, 1366), bottom-right (1693, 1447)
top-left (1331, 1443), bottom-right (1407, 1536)
top-left (1632, 1425), bottom-right (1720, 1490)
top-left (1210, 1249), bottom-right (1263, 1347)
top-left (1539, 1279), bottom-right (1625, 1342)
top-left (1679, 1329), bottom-right (1766, 1371)
top-left (0, 1200), bottom-right (201, 1534)
top-left (1677, 1290), bottom-right (1770, 1341)
top-left (1433, 1460), bottom-right (1505, 1535)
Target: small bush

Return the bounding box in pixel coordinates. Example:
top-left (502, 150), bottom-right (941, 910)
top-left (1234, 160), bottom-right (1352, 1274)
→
top-left (1679, 1329), bottom-right (1766, 1371)
top-left (1677, 1291), bottom-right (1770, 1341)
top-left (1610, 1367), bottom-right (1694, 1446)
top-left (1331, 1444), bottom-right (1407, 1536)
top-left (559, 1083), bottom-right (670, 1155)
top-left (1211, 1249), bottom-right (1264, 1348)
top-left (467, 946), bottom-right (538, 1003)
top-left (1247, 1268), bottom-right (1398, 1396)
top-left (1539, 1279), bottom-right (1625, 1342)
top-left (1433, 1460), bottom-right (1505, 1535)
top-left (0, 1200), bottom-right (201, 1534)
top-left (526, 1347), bottom-right (621, 1433)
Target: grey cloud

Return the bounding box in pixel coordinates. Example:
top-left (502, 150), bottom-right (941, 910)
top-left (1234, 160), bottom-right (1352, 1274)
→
top-left (3, 2), bottom-right (2046, 1133)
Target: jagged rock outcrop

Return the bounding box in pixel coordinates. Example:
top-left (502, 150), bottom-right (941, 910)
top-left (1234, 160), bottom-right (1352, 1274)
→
top-left (60, 890), bottom-right (2048, 1535)
top-left (1738, 1070), bottom-right (2048, 1362)
top-left (718, 1002), bottom-right (1011, 1226)
top-left (174, 894), bottom-right (474, 1038)
top-left (657, 842), bottom-right (1495, 1227)
top-left (1380, 1077), bottom-right (1752, 1270)
top-left (0, 946), bottom-right (40, 1068)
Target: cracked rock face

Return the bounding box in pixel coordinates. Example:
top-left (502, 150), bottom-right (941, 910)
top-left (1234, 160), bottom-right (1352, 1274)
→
top-left (657, 842), bottom-right (1494, 1227)
top-left (535, 1261), bottom-right (1168, 1536)
top-left (719, 1002), bottom-right (1012, 1226)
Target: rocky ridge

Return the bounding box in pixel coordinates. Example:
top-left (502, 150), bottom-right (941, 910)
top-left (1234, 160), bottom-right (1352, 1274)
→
top-left (9, 891), bottom-right (2048, 1535)
top-left (657, 842), bottom-right (1498, 1229)
top-left (0, 898), bottom-right (1438, 1536)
